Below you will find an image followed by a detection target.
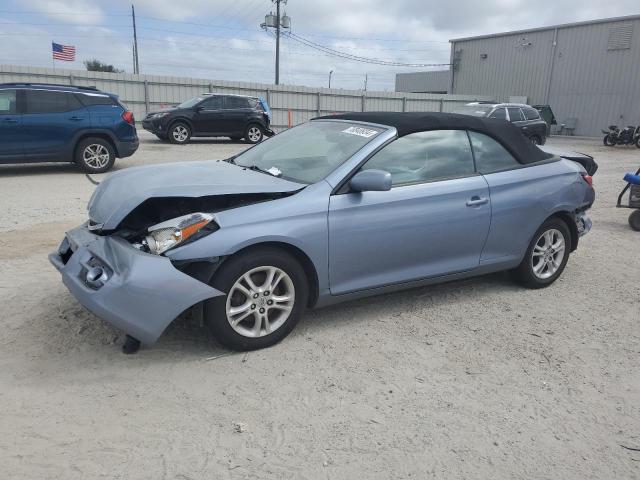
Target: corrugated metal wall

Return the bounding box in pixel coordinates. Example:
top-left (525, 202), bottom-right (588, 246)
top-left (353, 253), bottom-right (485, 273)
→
top-left (451, 16), bottom-right (640, 136)
top-left (395, 70), bottom-right (451, 93)
top-left (0, 65), bottom-right (492, 130)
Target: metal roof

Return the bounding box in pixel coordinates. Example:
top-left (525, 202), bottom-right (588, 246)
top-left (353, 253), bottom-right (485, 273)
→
top-left (450, 13), bottom-right (640, 43)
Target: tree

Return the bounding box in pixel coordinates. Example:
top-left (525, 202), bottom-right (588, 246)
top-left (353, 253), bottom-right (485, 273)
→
top-left (83, 59), bottom-right (124, 73)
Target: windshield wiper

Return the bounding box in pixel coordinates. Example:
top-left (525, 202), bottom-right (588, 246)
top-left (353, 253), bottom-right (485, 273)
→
top-left (223, 155), bottom-right (238, 164)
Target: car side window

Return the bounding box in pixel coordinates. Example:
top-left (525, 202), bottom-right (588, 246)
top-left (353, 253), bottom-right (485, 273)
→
top-left (200, 96), bottom-right (223, 110)
top-left (469, 131), bottom-right (520, 174)
top-left (0, 89), bottom-right (17, 114)
top-left (26, 90), bottom-right (82, 114)
top-left (522, 107), bottom-right (540, 120)
top-left (489, 108), bottom-right (506, 120)
top-left (361, 130), bottom-right (475, 186)
top-left (507, 107), bottom-right (525, 122)
top-left (225, 96), bottom-right (249, 109)
top-left (77, 93), bottom-right (114, 106)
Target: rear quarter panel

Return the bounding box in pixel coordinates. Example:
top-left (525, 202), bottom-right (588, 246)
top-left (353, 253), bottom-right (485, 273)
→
top-left (480, 159), bottom-right (586, 265)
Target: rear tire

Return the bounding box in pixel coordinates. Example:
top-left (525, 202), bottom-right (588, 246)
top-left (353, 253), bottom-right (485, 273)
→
top-left (244, 124), bottom-right (264, 144)
top-left (168, 122), bottom-right (191, 144)
top-left (635, 137), bottom-right (640, 149)
top-left (204, 247), bottom-right (308, 351)
top-left (74, 137), bottom-right (115, 173)
top-left (511, 218), bottom-right (571, 289)
top-left (629, 210), bottom-right (640, 231)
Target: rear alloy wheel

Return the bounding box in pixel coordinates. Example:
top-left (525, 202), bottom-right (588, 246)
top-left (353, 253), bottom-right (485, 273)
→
top-left (75, 137), bottom-right (115, 173)
top-left (512, 218), bottom-right (571, 288)
top-left (205, 248), bottom-right (308, 351)
top-left (629, 210), bottom-right (640, 231)
top-left (169, 122), bottom-right (191, 144)
top-left (244, 124), bottom-right (264, 144)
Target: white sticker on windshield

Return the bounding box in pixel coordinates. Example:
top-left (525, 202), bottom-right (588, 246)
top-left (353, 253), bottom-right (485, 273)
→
top-left (341, 126), bottom-right (379, 138)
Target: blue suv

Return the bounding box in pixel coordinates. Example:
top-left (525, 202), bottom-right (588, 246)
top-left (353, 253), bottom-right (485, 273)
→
top-left (0, 83), bottom-right (139, 173)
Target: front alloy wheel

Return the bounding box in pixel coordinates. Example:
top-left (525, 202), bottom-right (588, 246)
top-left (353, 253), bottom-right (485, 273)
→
top-left (169, 123), bottom-right (191, 144)
top-left (226, 266), bottom-right (295, 338)
top-left (205, 247), bottom-right (308, 350)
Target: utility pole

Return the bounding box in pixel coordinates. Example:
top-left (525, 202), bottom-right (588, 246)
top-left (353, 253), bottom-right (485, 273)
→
top-left (329, 70), bottom-right (333, 88)
top-left (364, 74), bottom-right (368, 91)
top-left (132, 4), bottom-right (140, 74)
top-left (275, 0), bottom-right (280, 85)
top-left (262, 1), bottom-right (290, 85)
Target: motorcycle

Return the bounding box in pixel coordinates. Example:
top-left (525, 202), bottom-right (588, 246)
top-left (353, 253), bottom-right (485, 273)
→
top-left (602, 125), bottom-right (640, 147)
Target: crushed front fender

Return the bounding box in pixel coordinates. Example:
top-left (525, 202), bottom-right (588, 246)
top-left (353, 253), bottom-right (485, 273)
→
top-left (49, 223), bottom-right (224, 345)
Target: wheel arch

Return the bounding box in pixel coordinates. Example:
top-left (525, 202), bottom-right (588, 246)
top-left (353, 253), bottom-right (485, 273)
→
top-left (73, 131), bottom-right (118, 157)
top-left (168, 117), bottom-right (194, 132)
top-left (222, 241), bottom-right (320, 307)
top-left (547, 211), bottom-right (579, 252)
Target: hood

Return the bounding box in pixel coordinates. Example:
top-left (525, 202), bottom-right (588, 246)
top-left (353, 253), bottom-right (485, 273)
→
top-left (88, 160), bottom-right (305, 230)
top-left (146, 107), bottom-right (178, 116)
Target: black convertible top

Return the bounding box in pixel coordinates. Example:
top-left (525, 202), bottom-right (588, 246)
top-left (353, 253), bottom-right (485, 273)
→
top-left (315, 112), bottom-right (553, 165)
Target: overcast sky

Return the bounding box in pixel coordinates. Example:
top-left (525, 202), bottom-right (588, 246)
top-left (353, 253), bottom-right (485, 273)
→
top-left (1, 0), bottom-right (640, 91)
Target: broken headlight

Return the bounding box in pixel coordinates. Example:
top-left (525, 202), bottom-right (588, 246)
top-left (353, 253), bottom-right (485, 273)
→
top-left (144, 212), bottom-right (216, 255)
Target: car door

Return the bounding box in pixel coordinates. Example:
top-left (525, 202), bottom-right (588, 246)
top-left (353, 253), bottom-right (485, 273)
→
top-left (522, 107), bottom-right (548, 139)
top-left (223, 96), bottom-right (252, 135)
top-left (506, 106), bottom-right (530, 134)
top-left (328, 129), bottom-right (491, 295)
top-left (21, 89), bottom-right (89, 161)
top-left (468, 131), bottom-right (548, 263)
top-left (192, 95), bottom-right (224, 135)
top-left (0, 88), bottom-right (24, 162)
top-left (489, 107), bottom-right (507, 121)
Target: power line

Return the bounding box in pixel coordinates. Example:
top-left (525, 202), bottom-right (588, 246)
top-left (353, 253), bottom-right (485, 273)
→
top-left (285, 32), bottom-right (451, 67)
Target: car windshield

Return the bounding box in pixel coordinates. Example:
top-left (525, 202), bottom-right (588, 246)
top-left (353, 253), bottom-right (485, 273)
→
top-left (178, 96), bottom-right (205, 108)
top-left (455, 105), bottom-right (493, 117)
top-left (234, 121), bottom-right (384, 184)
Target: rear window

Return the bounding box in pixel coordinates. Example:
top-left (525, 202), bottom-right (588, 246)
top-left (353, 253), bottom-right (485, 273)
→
top-left (26, 89), bottom-right (84, 113)
top-left (77, 93), bottom-right (116, 106)
top-left (522, 107), bottom-right (540, 120)
top-left (469, 131), bottom-right (520, 173)
top-left (225, 96), bottom-right (250, 109)
top-left (0, 89), bottom-right (17, 114)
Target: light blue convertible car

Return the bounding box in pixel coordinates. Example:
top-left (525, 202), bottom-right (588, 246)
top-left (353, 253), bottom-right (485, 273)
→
top-left (50, 112), bottom-right (595, 353)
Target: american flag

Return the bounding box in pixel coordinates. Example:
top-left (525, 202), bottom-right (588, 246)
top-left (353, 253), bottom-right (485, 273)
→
top-left (52, 42), bottom-right (76, 61)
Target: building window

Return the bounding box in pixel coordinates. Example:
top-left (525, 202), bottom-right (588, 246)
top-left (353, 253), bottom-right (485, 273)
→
top-left (608, 22), bottom-right (633, 51)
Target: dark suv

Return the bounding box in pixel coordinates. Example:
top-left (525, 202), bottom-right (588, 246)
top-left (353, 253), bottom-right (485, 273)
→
top-left (456, 102), bottom-right (548, 145)
top-left (0, 83), bottom-right (138, 173)
top-left (142, 93), bottom-right (274, 144)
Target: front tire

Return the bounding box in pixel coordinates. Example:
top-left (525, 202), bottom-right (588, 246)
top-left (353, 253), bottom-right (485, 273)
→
top-left (244, 124), bottom-right (264, 144)
top-left (204, 247), bottom-right (308, 351)
top-left (604, 134), bottom-right (616, 146)
top-left (511, 218), bottom-right (571, 289)
top-left (75, 137), bottom-right (115, 173)
top-left (168, 122), bottom-right (191, 144)
top-left (629, 210), bottom-right (640, 231)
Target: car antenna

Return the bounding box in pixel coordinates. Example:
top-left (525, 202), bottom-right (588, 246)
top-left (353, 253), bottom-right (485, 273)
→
top-left (85, 174), bottom-right (100, 186)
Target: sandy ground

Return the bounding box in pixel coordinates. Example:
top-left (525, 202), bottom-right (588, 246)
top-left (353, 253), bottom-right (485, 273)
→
top-left (0, 132), bottom-right (639, 479)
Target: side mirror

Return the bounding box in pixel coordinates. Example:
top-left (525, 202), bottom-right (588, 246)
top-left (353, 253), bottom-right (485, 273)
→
top-left (195, 105), bottom-right (205, 112)
top-left (349, 169), bottom-right (392, 192)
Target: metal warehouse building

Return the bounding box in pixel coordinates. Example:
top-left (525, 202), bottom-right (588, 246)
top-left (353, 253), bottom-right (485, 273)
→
top-left (396, 14), bottom-right (640, 136)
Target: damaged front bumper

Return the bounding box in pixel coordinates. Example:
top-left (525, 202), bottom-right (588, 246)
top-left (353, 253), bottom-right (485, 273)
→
top-left (49, 223), bottom-right (224, 345)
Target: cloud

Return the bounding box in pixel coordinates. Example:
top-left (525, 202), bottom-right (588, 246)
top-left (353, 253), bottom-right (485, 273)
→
top-left (23, 0), bottom-right (105, 24)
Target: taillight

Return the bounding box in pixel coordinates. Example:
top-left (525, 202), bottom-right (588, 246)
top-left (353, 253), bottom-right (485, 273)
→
top-left (122, 111), bottom-right (135, 125)
top-left (581, 173), bottom-right (593, 187)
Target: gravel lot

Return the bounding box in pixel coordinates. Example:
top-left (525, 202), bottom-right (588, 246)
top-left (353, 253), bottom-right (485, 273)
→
top-left (1, 131), bottom-right (639, 479)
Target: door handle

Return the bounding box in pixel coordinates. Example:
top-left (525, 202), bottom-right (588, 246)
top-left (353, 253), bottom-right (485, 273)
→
top-left (69, 116), bottom-right (84, 121)
top-left (466, 196), bottom-right (488, 207)
top-left (1, 118), bottom-right (18, 124)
